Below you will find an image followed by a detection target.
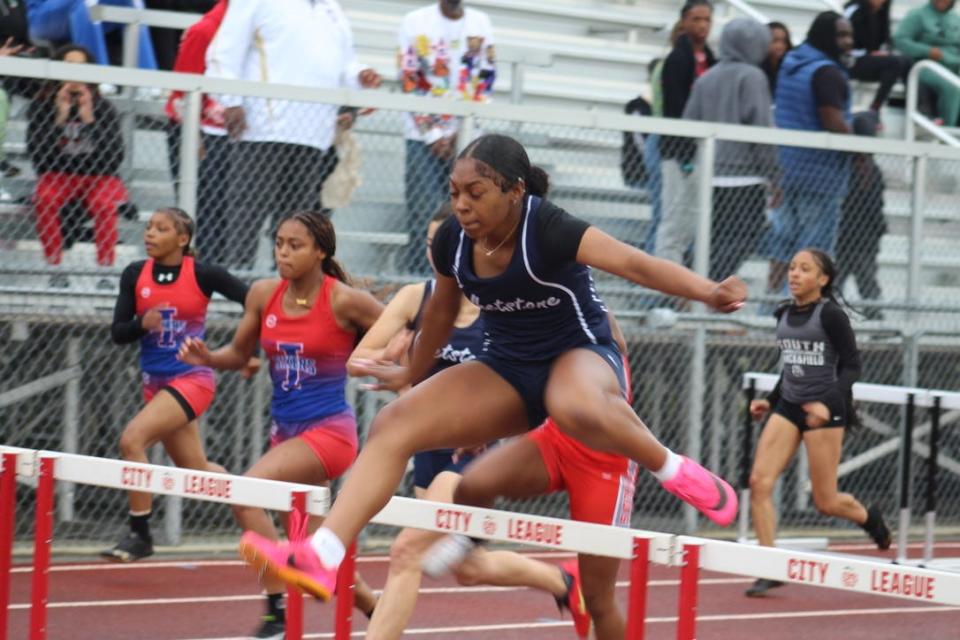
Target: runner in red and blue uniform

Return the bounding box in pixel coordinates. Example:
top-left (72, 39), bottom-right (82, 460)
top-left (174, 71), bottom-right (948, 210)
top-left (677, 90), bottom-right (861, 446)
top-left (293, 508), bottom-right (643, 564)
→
top-left (179, 210), bottom-right (383, 638)
top-left (104, 207), bottom-right (248, 562)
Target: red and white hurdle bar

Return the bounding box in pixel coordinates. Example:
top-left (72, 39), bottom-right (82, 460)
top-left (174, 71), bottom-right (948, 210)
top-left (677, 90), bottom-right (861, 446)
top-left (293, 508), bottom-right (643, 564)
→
top-left (5, 447), bottom-right (959, 640)
top-left (0, 448), bottom-right (672, 640)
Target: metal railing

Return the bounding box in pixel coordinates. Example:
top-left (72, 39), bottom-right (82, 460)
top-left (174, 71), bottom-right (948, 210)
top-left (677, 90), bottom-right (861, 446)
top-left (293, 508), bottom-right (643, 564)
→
top-left (905, 59), bottom-right (960, 148)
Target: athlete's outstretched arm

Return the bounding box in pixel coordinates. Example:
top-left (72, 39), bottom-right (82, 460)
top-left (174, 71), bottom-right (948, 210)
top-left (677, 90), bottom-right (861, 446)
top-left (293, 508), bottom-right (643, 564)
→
top-left (179, 278), bottom-right (272, 370)
top-left (576, 227), bottom-right (746, 312)
top-left (348, 283), bottom-right (422, 374)
top-left (352, 275), bottom-right (459, 391)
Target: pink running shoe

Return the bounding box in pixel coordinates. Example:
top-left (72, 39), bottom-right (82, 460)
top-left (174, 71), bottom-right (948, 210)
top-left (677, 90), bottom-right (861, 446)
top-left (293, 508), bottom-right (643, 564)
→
top-left (239, 531), bottom-right (337, 601)
top-left (558, 559), bottom-right (592, 639)
top-left (661, 456), bottom-right (738, 526)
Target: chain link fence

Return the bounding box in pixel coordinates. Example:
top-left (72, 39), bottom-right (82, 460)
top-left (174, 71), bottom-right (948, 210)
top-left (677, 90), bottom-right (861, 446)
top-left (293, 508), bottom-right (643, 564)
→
top-left (2, 60), bottom-right (960, 553)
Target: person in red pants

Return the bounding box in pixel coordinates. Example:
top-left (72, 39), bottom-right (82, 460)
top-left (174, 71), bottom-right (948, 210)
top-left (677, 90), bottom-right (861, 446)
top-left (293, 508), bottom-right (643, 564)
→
top-left (27, 43), bottom-right (128, 289)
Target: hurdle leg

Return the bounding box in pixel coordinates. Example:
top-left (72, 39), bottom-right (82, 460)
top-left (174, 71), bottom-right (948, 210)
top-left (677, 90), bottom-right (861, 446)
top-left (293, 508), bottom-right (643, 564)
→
top-left (286, 491), bottom-right (308, 640)
top-left (0, 452), bottom-right (17, 639)
top-left (626, 537), bottom-right (650, 640)
top-left (676, 542), bottom-right (701, 640)
top-left (334, 541), bottom-right (357, 640)
top-left (28, 456), bottom-right (55, 640)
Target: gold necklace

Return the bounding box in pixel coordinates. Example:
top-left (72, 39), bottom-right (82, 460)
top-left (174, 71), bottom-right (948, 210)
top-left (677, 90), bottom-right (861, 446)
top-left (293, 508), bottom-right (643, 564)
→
top-left (480, 217), bottom-right (522, 257)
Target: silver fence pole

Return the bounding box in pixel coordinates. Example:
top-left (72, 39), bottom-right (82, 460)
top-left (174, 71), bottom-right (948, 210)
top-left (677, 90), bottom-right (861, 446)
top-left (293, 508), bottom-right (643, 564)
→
top-left (907, 155), bottom-right (927, 309)
top-left (58, 339), bottom-right (81, 523)
top-left (178, 91), bottom-right (202, 217)
top-left (458, 114), bottom-right (477, 152)
top-left (685, 135), bottom-right (715, 534)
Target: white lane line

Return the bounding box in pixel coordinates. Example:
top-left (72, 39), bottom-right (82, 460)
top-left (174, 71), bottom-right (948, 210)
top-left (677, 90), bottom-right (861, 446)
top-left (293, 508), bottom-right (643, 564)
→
top-left (169, 605), bottom-right (960, 640)
top-left (9, 551), bottom-right (583, 574)
top-left (6, 577), bottom-right (757, 609)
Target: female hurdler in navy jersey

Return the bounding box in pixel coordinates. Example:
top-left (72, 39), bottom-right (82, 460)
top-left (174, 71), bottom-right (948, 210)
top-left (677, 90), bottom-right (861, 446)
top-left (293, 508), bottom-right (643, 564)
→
top-left (104, 208), bottom-right (249, 562)
top-left (745, 248), bottom-right (891, 597)
top-left (239, 134), bottom-right (747, 601)
top-left (353, 204), bottom-right (592, 639)
top-left (179, 211), bottom-right (383, 636)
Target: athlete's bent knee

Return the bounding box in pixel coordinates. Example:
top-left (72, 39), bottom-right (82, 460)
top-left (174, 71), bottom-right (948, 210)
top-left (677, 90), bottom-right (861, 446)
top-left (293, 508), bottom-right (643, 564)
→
top-left (389, 530), bottom-right (427, 573)
top-left (749, 472), bottom-right (775, 499)
top-left (452, 557), bottom-right (483, 586)
top-left (812, 494), bottom-right (840, 517)
top-left (118, 429), bottom-right (145, 460)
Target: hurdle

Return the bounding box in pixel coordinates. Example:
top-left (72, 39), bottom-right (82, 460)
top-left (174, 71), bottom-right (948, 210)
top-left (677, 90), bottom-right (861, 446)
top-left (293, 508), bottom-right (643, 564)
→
top-left (5, 446), bottom-right (959, 640)
top-left (0, 448), bottom-right (672, 640)
top-left (741, 372), bottom-right (960, 563)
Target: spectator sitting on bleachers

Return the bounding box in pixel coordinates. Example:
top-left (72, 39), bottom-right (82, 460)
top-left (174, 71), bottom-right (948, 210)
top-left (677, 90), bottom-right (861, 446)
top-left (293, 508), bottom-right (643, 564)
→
top-left (683, 17), bottom-right (780, 283)
top-left (398, 0), bottom-right (496, 275)
top-left (894, 0), bottom-right (960, 126)
top-left (762, 11), bottom-right (853, 297)
top-left (762, 22), bottom-right (792, 96)
top-left (655, 0), bottom-right (715, 270)
top-left (836, 111), bottom-right (886, 319)
top-left (844, 0), bottom-right (912, 118)
top-left (26, 0), bottom-right (158, 69)
top-left (27, 44), bottom-right (127, 289)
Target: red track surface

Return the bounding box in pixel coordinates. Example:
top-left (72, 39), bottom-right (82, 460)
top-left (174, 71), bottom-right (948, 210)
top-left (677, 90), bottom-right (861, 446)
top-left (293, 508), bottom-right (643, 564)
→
top-left (6, 544), bottom-right (960, 639)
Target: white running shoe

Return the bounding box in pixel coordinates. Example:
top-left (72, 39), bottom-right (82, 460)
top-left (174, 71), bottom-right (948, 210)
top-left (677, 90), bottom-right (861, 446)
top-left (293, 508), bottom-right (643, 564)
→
top-left (421, 534), bottom-right (475, 578)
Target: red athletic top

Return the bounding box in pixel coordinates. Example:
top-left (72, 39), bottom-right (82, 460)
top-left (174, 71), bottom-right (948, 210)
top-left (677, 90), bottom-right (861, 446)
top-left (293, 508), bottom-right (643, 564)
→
top-left (260, 276), bottom-right (356, 428)
top-left (134, 256), bottom-right (211, 378)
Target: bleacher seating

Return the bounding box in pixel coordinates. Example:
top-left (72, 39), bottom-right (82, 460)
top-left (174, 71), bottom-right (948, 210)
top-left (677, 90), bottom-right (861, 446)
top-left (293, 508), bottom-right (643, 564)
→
top-left (1, 0), bottom-right (958, 311)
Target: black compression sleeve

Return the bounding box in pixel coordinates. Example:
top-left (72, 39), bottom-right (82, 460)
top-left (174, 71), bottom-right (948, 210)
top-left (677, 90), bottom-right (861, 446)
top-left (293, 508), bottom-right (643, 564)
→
top-left (195, 262), bottom-right (249, 305)
top-left (535, 201), bottom-right (591, 269)
top-left (821, 301), bottom-right (861, 416)
top-left (111, 262), bottom-right (148, 344)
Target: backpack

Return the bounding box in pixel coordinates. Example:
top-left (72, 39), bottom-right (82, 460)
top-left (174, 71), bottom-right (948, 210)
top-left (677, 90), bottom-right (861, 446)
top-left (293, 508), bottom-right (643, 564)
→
top-left (621, 95), bottom-right (651, 188)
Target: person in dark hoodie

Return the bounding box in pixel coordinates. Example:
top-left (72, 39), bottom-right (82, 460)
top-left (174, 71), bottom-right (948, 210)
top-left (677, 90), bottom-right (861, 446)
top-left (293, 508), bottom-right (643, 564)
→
top-left (654, 0), bottom-right (715, 269)
top-left (836, 111), bottom-right (886, 318)
top-left (762, 12), bottom-right (853, 297)
top-left (844, 0), bottom-right (912, 115)
top-left (27, 44), bottom-right (127, 289)
top-left (684, 17), bottom-right (781, 282)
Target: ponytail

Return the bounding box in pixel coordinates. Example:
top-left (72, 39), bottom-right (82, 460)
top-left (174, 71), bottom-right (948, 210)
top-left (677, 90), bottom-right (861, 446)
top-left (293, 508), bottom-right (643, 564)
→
top-left (321, 255), bottom-right (349, 284)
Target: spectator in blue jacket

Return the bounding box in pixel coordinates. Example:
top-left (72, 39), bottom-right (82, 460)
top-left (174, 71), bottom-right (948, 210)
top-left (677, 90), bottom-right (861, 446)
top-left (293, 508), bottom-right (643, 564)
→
top-left (762, 11), bottom-right (853, 296)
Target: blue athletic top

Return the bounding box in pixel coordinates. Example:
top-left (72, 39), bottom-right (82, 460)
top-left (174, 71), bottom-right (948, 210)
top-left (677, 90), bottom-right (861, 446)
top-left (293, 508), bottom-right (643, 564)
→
top-left (432, 195), bottom-right (612, 362)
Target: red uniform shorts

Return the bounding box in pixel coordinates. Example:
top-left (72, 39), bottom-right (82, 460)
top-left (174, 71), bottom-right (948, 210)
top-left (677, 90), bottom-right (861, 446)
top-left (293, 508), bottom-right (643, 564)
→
top-left (270, 410), bottom-right (359, 481)
top-left (527, 417), bottom-right (638, 527)
top-left (142, 369), bottom-right (216, 420)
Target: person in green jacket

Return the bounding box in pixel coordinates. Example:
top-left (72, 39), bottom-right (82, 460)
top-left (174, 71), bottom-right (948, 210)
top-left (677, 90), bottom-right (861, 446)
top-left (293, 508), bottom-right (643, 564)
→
top-left (894, 0), bottom-right (960, 126)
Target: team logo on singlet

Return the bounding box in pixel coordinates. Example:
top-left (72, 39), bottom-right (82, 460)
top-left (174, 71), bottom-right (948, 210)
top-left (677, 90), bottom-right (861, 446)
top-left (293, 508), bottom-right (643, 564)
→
top-left (156, 307), bottom-right (185, 348)
top-left (140, 287), bottom-right (151, 298)
top-left (265, 314), bottom-right (278, 329)
top-left (436, 344), bottom-right (476, 364)
top-left (468, 293), bottom-right (561, 313)
top-left (274, 342), bottom-right (317, 391)
top-left (778, 338), bottom-right (826, 367)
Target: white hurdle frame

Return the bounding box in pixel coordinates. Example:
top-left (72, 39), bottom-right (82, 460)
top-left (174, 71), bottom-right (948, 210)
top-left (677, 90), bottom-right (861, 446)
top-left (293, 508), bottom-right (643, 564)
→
top-left (0, 448), bottom-right (669, 640)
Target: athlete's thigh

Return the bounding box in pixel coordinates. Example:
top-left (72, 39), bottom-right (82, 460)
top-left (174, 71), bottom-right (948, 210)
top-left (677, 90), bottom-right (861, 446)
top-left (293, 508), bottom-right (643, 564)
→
top-left (458, 436), bottom-right (552, 502)
top-left (124, 389), bottom-right (192, 447)
top-left (245, 437), bottom-right (330, 486)
top-left (751, 413), bottom-right (803, 480)
top-left (161, 420), bottom-right (207, 469)
top-left (544, 348), bottom-right (623, 417)
top-left (371, 361), bottom-right (529, 454)
top-left (802, 426), bottom-right (845, 498)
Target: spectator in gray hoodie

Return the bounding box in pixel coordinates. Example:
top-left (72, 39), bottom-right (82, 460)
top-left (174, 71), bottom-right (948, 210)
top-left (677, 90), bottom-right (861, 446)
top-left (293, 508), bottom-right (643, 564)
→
top-left (683, 17), bottom-right (780, 281)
